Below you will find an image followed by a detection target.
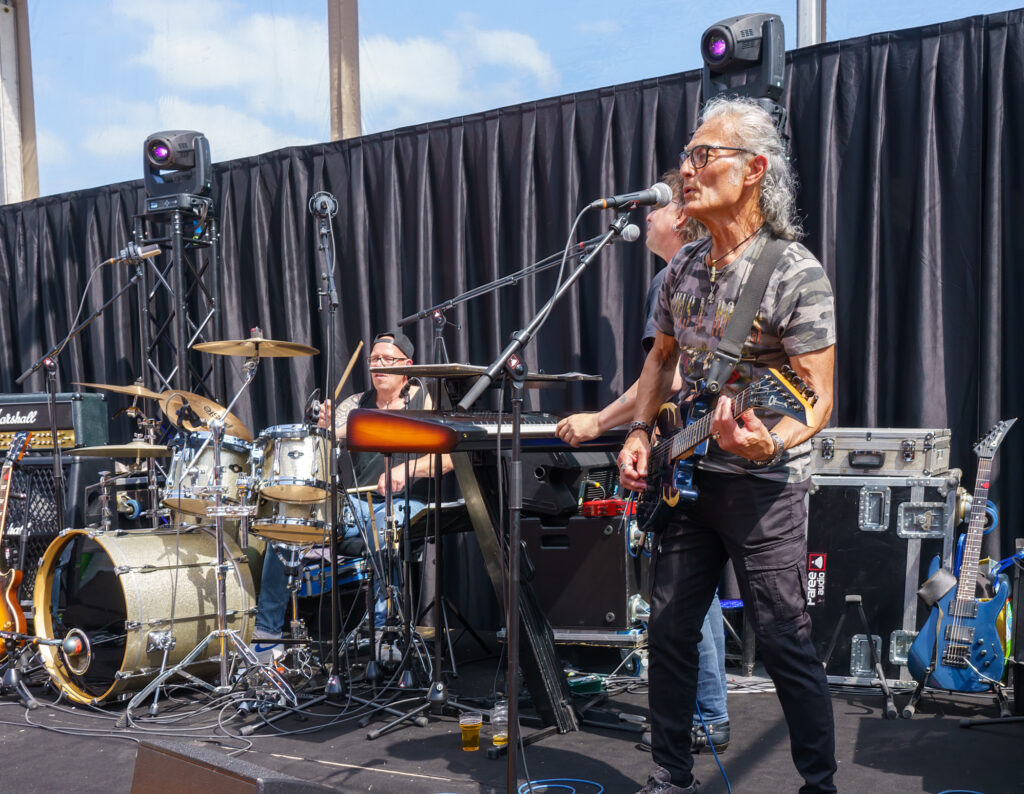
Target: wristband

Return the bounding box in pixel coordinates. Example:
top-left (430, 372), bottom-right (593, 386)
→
top-left (626, 420), bottom-right (653, 438)
top-left (752, 432), bottom-right (785, 467)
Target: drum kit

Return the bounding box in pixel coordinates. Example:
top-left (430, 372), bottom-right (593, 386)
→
top-left (18, 329), bottom-right (366, 713)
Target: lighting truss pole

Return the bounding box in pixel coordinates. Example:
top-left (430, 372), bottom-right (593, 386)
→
top-left (133, 201), bottom-right (225, 402)
top-left (797, 0), bottom-right (827, 48)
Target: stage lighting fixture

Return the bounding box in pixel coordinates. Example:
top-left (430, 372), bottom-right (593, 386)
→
top-left (700, 13), bottom-right (787, 130)
top-left (143, 130), bottom-right (212, 198)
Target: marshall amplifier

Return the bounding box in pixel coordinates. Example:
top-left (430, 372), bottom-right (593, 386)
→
top-left (0, 392), bottom-right (111, 608)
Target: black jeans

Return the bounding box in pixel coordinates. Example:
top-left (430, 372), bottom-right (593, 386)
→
top-left (647, 469), bottom-right (837, 793)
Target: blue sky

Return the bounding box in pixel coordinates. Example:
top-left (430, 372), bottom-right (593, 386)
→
top-left (26, 0), bottom-right (1022, 197)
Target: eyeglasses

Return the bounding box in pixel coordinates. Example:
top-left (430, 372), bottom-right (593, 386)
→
top-left (679, 144), bottom-right (755, 170)
top-left (368, 354), bottom-right (406, 366)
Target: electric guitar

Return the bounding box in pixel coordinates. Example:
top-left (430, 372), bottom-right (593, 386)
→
top-left (635, 366), bottom-right (818, 533)
top-left (907, 418), bottom-right (1016, 692)
top-left (0, 432), bottom-right (31, 661)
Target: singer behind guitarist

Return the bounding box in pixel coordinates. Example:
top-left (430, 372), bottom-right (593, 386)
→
top-left (620, 97), bottom-right (837, 794)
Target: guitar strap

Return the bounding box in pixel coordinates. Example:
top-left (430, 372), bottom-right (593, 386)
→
top-left (704, 235), bottom-right (791, 395)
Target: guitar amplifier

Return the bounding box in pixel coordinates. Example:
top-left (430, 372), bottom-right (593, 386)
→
top-left (0, 392), bottom-right (111, 607)
top-left (806, 470), bottom-right (961, 684)
top-left (520, 513), bottom-right (647, 634)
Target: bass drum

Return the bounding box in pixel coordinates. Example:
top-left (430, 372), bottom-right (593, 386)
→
top-left (32, 527), bottom-right (255, 705)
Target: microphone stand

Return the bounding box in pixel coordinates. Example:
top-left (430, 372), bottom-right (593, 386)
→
top-left (309, 191), bottom-right (346, 698)
top-left (15, 261), bottom-right (149, 533)
top-left (396, 233), bottom-right (608, 329)
top-left (457, 212), bottom-right (631, 791)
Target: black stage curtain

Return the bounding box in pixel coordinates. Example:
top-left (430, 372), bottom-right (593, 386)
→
top-left (1, 11), bottom-right (1022, 557)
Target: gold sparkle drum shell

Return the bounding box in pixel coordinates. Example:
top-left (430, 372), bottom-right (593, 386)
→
top-left (162, 432), bottom-right (252, 516)
top-left (32, 527), bottom-right (255, 705)
top-left (251, 498), bottom-right (326, 545)
top-left (254, 424), bottom-right (329, 503)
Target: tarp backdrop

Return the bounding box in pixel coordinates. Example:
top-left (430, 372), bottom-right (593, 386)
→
top-left (0, 11), bottom-right (1021, 558)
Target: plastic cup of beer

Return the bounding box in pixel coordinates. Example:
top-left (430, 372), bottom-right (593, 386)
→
top-left (459, 713), bottom-right (483, 751)
top-left (490, 699), bottom-right (509, 747)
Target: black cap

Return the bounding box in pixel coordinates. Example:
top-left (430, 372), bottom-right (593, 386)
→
top-left (373, 330), bottom-right (414, 359)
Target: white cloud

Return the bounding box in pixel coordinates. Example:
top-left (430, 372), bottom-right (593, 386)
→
top-left (359, 23), bottom-right (560, 133)
top-left (80, 97), bottom-right (317, 164)
top-left (461, 27), bottom-right (557, 89)
top-left (35, 129), bottom-right (71, 168)
top-left (114, 0), bottom-right (329, 125)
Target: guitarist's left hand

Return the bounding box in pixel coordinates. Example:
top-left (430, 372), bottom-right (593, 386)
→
top-left (710, 396), bottom-right (777, 462)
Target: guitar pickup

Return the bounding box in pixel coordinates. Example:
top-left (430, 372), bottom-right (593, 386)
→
top-left (944, 625), bottom-right (975, 644)
top-left (949, 600), bottom-right (978, 619)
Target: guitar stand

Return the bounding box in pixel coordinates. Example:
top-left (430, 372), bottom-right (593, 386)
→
top-left (822, 594), bottom-right (898, 719)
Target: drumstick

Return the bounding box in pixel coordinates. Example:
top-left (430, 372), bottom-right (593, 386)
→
top-left (334, 340), bottom-right (364, 401)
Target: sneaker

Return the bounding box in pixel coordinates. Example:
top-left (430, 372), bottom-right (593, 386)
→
top-left (636, 766), bottom-right (699, 794)
top-left (638, 721), bottom-right (729, 754)
top-left (251, 630), bottom-right (282, 665)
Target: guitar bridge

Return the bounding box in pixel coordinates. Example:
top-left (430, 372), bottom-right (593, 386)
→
top-left (941, 644), bottom-right (970, 668)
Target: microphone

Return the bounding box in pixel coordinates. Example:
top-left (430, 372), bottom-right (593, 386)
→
top-left (308, 191), bottom-right (339, 218)
top-left (103, 242), bottom-right (161, 265)
top-left (588, 182), bottom-right (672, 211)
top-left (621, 223), bottom-right (641, 242)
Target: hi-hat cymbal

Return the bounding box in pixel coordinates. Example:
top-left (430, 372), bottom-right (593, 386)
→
top-left (73, 381), bottom-right (162, 400)
top-left (69, 440), bottom-right (172, 458)
top-left (158, 390), bottom-right (252, 442)
top-left (193, 334), bottom-right (318, 358)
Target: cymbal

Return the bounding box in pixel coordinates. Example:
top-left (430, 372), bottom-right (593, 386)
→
top-left (69, 440), bottom-right (172, 458)
top-left (158, 390), bottom-right (252, 442)
top-left (193, 334), bottom-right (318, 358)
top-left (73, 381), bottom-right (162, 400)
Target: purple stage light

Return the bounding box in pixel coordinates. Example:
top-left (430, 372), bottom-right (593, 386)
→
top-left (150, 144), bottom-right (170, 161)
top-left (707, 36), bottom-right (727, 60)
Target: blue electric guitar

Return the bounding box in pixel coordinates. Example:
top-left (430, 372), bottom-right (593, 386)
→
top-left (907, 418), bottom-right (1015, 692)
top-left (635, 366), bottom-right (818, 533)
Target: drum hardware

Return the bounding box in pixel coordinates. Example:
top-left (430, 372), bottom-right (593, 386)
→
top-left (119, 350), bottom-right (296, 724)
top-left (192, 333), bottom-right (319, 359)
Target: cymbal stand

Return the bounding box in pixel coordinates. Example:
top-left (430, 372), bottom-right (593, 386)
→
top-left (121, 356), bottom-right (296, 725)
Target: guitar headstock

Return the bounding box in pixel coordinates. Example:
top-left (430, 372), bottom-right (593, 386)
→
top-left (973, 418), bottom-right (1017, 460)
top-left (749, 367), bottom-right (818, 426)
top-left (3, 432), bottom-right (30, 466)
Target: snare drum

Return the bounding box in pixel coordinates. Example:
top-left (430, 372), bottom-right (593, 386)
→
top-left (163, 432), bottom-right (252, 516)
top-left (254, 424), bottom-right (329, 503)
top-left (32, 527), bottom-right (255, 705)
top-left (251, 498), bottom-right (326, 545)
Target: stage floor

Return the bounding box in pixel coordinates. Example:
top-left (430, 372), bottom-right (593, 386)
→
top-left (0, 637), bottom-right (1019, 793)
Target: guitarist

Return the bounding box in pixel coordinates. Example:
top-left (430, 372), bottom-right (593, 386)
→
top-left (556, 171), bottom-right (731, 756)
top-left (623, 98), bottom-right (837, 794)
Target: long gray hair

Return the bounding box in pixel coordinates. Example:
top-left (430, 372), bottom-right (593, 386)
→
top-left (699, 96), bottom-right (802, 240)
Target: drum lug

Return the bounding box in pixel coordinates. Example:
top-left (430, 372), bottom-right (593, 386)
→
top-left (114, 565), bottom-right (131, 575)
top-left (125, 620), bottom-right (141, 631)
top-left (146, 630), bottom-right (177, 653)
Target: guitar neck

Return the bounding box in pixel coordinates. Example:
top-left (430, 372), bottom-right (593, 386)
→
top-left (654, 387), bottom-right (756, 466)
top-left (955, 457), bottom-right (992, 603)
top-left (0, 462), bottom-right (13, 536)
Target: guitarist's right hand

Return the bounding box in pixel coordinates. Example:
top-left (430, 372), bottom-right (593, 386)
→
top-left (617, 430), bottom-right (650, 492)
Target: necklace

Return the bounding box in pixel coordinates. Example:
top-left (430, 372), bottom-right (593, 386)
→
top-left (704, 225), bottom-right (763, 304)
top-left (706, 224), bottom-right (763, 271)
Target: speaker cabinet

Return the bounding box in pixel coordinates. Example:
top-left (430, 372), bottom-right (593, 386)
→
top-left (520, 514), bottom-right (645, 631)
top-left (131, 740), bottom-right (335, 793)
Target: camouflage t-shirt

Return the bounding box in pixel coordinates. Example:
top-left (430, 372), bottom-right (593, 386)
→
top-left (651, 231), bottom-right (836, 482)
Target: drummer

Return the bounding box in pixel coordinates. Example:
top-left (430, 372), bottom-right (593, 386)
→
top-left (252, 331), bottom-right (452, 659)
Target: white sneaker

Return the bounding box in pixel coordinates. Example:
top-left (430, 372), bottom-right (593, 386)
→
top-left (251, 630), bottom-right (282, 665)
